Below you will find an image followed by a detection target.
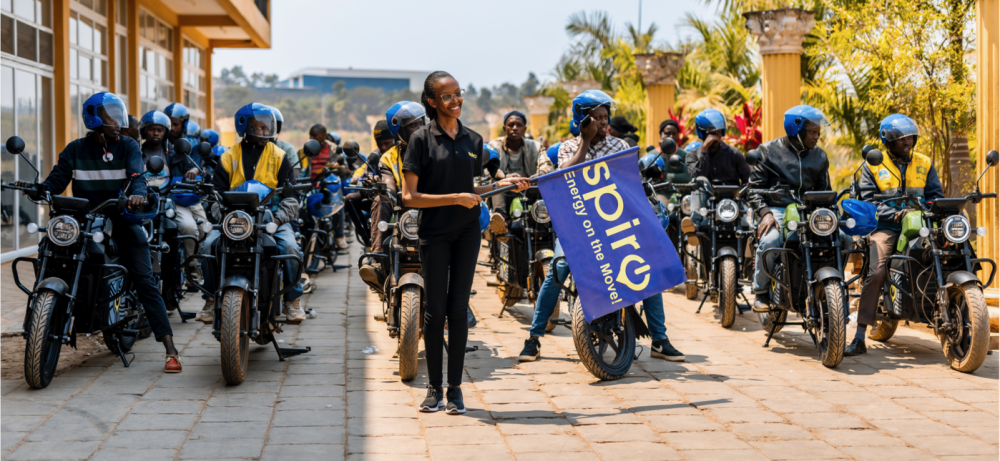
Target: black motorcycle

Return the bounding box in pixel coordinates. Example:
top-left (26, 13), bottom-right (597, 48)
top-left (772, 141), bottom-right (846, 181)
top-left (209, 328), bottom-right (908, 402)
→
top-left (3, 136), bottom-right (152, 388)
top-left (297, 140), bottom-right (346, 281)
top-left (189, 179), bottom-right (313, 384)
top-left (860, 149), bottom-right (998, 372)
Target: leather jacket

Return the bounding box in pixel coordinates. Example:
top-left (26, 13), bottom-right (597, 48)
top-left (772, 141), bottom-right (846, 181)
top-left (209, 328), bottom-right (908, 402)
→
top-left (748, 137), bottom-right (832, 219)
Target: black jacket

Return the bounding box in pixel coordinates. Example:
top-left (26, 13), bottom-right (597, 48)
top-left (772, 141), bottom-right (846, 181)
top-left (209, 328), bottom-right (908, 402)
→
top-left (748, 137), bottom-right (832, 219)
top-left (685, 142), bottom-right (750, 186)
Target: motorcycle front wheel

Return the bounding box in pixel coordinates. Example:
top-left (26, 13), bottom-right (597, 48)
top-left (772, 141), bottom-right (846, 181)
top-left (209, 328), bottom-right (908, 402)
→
top-left (941, 282), bottom-right (989, 373)
top-left (397, 286), bottom-right (421, 381)
top-left (24, 290), bottom-right (62, 389)
top-left (718, 256), bottom-right (738, 328)
top-left (571, 297), bottom-right (635, 381)
top-left (220, 288), bottom-right (250, 385)
top-left (817, 280), bottom-right (846, 368)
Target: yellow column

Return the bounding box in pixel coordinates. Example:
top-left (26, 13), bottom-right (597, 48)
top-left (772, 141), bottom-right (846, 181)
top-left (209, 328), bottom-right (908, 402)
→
top-left (126, 0), bottom-right (139, 116)
top-left (744, 9), bottom-right (816, 142)
top-left (635, 53), bottom-right (685, 146)
top-left (205, 47), bottom-right (214, 128)
top-left (484, 113), bottom-right (502, 142)
top-left (53, 0), bottom-right (71, 152)
top-left (106, 0), bottom-right (116, 93)
top-left (523, 96), bottom-right (555, 138)
top-left (977, 0), bottom-right (999, 293)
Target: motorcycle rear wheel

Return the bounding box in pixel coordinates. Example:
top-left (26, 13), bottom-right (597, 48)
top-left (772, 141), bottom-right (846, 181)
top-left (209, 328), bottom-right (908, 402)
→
top-left (220, 288), bottom-right (250, 385)
top-left (24, 290), bottom-right (61, 389)
top-left (397, 286), bottom-right (421, 381)
top-left (941, 282), bottom-right (989, 373)
top-left (571, 297), bottom-right (635, 381)
top-left (817, 280), bottom-right (846, 368)
top-left (718, 257), bottom-right (738, 328)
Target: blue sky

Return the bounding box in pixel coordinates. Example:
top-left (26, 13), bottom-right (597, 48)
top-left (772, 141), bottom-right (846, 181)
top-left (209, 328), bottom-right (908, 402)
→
top-left (212, 0), bottom-right (717, 89)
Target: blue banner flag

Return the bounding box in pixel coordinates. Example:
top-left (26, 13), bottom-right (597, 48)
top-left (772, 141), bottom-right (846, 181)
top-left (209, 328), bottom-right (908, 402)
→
top-left (536, 146), bottom-right (685, 322)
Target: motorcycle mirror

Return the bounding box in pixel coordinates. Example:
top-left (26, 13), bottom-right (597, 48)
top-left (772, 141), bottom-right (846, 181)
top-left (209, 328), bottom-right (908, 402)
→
top-left (861, 144), bottom-right (875, 158)
top-left (198, 142), bottom-right (213, 160)
top-left (303, 139), bottom-right (322, 158)
top-left (343, 140), bottom-right (360, 159)
top-left (173, 138), bottom-right (192, 156)
top-left (668, 154), bottom-right (682, 169)
top-left (987, 150), bottom-right (999, 168)
top-left (645, 145), bottom-right (657, 153)
top-left (865, 149), bottom-right (884, 167)
top-left (146, 155), bottom-right (165, 175)
top-left (659, 138), bottom-right (677, 157)
top-left (745, 149), bottom-right (761, 167)
top-left (5, 136), bottom-right (25, 155)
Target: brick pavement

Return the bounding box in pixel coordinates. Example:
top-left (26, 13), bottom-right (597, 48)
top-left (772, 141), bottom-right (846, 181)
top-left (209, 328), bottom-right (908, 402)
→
top-left (1, 243), bottom-right (997, 460)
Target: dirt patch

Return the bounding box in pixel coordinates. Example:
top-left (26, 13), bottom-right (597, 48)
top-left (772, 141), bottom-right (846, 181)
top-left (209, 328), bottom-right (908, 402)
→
top-left (1, 333), bottom-right (107, 381)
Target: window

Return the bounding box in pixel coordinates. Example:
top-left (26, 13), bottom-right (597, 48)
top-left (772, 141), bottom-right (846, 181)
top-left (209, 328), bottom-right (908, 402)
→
top-left (182, 38), bottom-right (206, 128)
top-left (1, 0), bottom-right (54, 67)
top-left (69, 0), bottom-right (108, 137)
top-left (138, 8), bottom-right (174, 115)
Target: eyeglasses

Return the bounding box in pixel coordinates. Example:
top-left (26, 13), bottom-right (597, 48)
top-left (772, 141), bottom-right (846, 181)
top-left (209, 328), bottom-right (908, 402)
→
top-left (438, 89), bottom-right (466, 104)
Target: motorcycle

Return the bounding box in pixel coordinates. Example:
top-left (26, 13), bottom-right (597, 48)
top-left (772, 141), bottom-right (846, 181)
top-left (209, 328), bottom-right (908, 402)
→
top-left (493, 186), bottom-right (558, 331)
top-left (189, 178), bottom-right (313, 384)
top-left (745, 149), bottom-right (853, 368)
top-left (297, 140), bottom-right (346, 280)
top-left (861, 149), bottom-right (998, 372)
top-left (3, 136), bottom-right (152, 388)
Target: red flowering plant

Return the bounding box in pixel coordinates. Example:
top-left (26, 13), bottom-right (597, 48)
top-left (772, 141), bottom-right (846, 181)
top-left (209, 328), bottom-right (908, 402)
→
top-left (725, 102), bottom-right (762, 153)
top-left (667, 106), bottom-right (692, 148)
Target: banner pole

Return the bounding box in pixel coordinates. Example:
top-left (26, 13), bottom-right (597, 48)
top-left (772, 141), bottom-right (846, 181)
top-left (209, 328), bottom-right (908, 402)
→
top-left (479, 178), bottom-right (539, 199)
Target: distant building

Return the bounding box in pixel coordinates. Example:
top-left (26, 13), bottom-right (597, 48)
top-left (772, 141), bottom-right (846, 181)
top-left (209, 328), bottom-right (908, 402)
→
top-left (279, 68), bottom-right (428, 93)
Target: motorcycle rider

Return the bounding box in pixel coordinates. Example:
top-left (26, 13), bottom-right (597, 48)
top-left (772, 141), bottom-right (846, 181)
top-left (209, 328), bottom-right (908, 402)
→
top-left (195, 103), bottom-right (307, 323)
top-left (122, 115), bottom-right (141, 144)
top-left (608, 115), bottom-right (640, 148)
top-left (267, 106), bottom-right (300, 178)
top-left (748, 105), bottom-right (852, 312)
top-left (681, 109), bottom-right (751, 244)
top-left (848, 114), bottom-right (943, 356)
top-left (15, 92), bottom-right (182, 372)
top-left (486, 110), bottom-right (554, 234)
top-left (518, 90), bottom-right (685, 363)
top-left (345, 123), bottom-right (396, 250)
top-left (659, 120), bottom-right (691, 184)
top-left (185, 120), bottom-right (201, 149)
top-left (163, 102), bottom-right (191, 146)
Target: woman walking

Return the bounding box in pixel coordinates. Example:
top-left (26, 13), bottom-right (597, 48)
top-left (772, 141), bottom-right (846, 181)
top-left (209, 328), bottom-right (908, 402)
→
top-left (402, 71), bottom-right (528, 414)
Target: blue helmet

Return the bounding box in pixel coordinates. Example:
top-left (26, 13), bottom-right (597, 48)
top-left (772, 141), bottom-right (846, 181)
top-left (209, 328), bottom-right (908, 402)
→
top-left (479, 203), bottom-right (490, 232)
top-left (269, 106), bottom-right (285, 134)
top-left (234, 103), bottom-right (277, 140)
top-left (483, 142), bottom-right (500, 167)
top-left (328, 132), bottom-right (341, 145)
top-left (570, 90), bottom-right (616, 136)
top-left (694, 109), bottom-right (726, 140)
top-left (546, 142), bottom-right (561, 167)
top-left (234, 179), bottom-right (271, 202)
top-left (306, 191), bottom-right (338, 218)
top-left (82, 92), bottom-right (129, 130)
top-left (185, 120), bottom-right (201, 138)
top-left (639, 153), bottom-right (665, 179)
top-left (199, 129), bottom-right (220, 147)
top-left (840, 199), bottom-right (878, 237)
top-left (163, 103), bottom-right (190, 131)
top-left (879, 114), bottom-right (919, 146)
top-left (170, 176), bottom-right (202, 207)
top-left (322, 173), bottom-right (341, 195)
top-left (120, 191), bottom-right (159, 225)
top-left (784, 105), bottom-right (830, 139)
top-left (139, 110), bottom-right (170, 138)
top-left (386, 101), bottom-right (427, 139)
top-left (211, 145), bottom-right (228, 159)
top-left (684, 140), bottom-right (703, 152)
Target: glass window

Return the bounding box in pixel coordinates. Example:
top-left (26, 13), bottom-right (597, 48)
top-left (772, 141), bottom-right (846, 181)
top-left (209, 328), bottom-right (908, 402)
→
top-left (94, 23), bottom-right (104, 55)
top-left (13, 0), bottom-right (31, 20)
top-left (1, 66), bottom-right (13, 254)
top-left (69, 11), bottom-right (77, 45)
top-left (38, 28), bottom-right (50, 65)
top-left (115, 0), bottom-right (124, 27)
top-left (1, 15), bottom-right (14, 54)
top-left (15, 69), bottom-right (38, 247)
top-left (36, 0), bottom-right (49, 28)
top-left (15, 20), bottom-right (35, 61)
top-left (69, 48), bottom-right (77, 78)
top-left (116, 33), bottom-right (126, 96)
top-left (78, 14), bottom-right (92, 51)
top-left (1, 0), bottom-right (10, 13)
top-left (69, 83), bottom-right (79, 139)
top-left (78, 53), bottom-right (90, 82)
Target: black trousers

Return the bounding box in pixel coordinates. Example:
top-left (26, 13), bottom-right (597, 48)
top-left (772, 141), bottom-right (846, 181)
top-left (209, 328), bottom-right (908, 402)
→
top-left (419, 221), bottom-right (480, 388)
top-left (113, 219), bottom-right (173, 340)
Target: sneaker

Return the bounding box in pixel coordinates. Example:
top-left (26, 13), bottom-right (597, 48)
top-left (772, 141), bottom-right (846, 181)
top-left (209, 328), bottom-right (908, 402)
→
top-left (359, 261), bottom-right (383, 287)
top-left (284, 298), bottom-right (306, 322)
top-left (681, 217), bottom-right (699, 246)
top-left (752, 294), bottom-right (771, 313)
top-left (651, 338), bottom-right (685, 362)
top-left (336, 237), bottom-right (349, 250)
top-left (419, 384), bottom-right (444, 412)
top-left (445, 386), bottom-right (466, 414)
top-left (489, 212), bottom-right (507, 235)
top-left (518, 337), bottom-right (541, 362)
top-left (195, 299), bottom-right (214, 323)
top-left (844, 338), bottom-right (867, 357)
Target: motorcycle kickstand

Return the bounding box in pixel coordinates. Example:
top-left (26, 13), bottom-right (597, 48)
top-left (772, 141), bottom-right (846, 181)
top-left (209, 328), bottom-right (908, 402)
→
top-left (272, 338), bottom-right (311, 361)
top-left (763, 317), bottom-right (780, 348)
top-left (109, 336), bottom-right (133, 367)
top-left (695, 290), bottom-right (711, 314)
top-left (737, 291), bottom-right (752, 315)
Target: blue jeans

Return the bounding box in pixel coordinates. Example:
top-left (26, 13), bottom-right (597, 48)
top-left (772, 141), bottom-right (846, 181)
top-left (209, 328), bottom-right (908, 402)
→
top-left (200, 223), bottom-right (303, 301)
top-left (529, 239), bottom-right (668, 341)
top-left (752, 207), bottom-right (851, 294)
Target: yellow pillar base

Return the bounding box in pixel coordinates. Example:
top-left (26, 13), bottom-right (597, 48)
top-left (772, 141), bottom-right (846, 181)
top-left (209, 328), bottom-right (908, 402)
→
top-left (645, 84), bottom-right (675, 149)
top-left (530, 113), bottom-right (548, 138)
top-left (760, 53), bottom-right (802, 142)
top-left (977, 0), bottom-right (999, 290)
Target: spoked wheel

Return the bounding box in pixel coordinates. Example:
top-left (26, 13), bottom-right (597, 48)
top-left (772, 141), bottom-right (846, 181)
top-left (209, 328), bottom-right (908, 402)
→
top-left (571, 296), bottom-right (635, 381)
top-left (718, 256), bottom-right (738, 328)
top-left (684, 246), bottom-right (699, 300)
top-left (397, 286), bottom-right (421, 381)
top-left (220, 288), bottom-right (250, 385)
top-left (815, 280), bottom-right (846, 368)
top-left (24, 290), bottom-right (62, 389)
top-left (941, 282), bottom-right (989, 373)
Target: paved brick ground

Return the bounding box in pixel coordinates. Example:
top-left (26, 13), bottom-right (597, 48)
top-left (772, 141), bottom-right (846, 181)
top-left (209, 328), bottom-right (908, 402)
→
top-left (1, 243), bottom-right (997, 460)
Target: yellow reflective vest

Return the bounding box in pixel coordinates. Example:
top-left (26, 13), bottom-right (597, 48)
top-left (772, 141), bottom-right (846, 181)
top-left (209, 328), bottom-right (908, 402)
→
top-left (221, 142), bottom-right (284, 189)
top-left (865, 151), bottom-right (932, 195)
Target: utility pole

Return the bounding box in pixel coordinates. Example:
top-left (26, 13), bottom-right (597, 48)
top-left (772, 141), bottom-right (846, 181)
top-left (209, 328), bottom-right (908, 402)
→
top-left (638, 0), bottom-right (642, 35)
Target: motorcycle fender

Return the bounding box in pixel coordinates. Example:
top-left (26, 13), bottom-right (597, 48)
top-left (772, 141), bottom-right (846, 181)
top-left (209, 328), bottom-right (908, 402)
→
top-left (36, 277), bottom-right (71, 298)
top-left (945, 271), bottom-right (979, 287)
top-left (716, 246), bottom-right (738, 259)
top-left (220, 275), bottom-right (251, 292)
top-left (626, 305), bottom-right (651, 340)
top-left (814, 266), bottom-right (843, 283)
top-left (534, 248), bottom-right (555, 263)
top-left (398, 272), bottom-right (424, 290)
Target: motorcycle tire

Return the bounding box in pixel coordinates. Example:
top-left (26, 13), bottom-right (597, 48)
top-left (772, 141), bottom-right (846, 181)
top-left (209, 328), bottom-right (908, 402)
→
top-left (818, 280), bottom-right (846, 368)
top-left (684, 248), bottom-right (699, 300)
top-left (571, 296), bottom-right (635, 381)
top-left (397, 286), bottom-right (421, 381)
top-left (941, 282), bottom-right (989, 373)
top-left (220, 288), bottom-right (250, 385)
top-left (758, 309), bottom-right (787, 336)
top-left (24, 289), bottom-right (62, 389)
top-left (718, 256), bottom-right (738, 328)
top-left (867, 313), bottom-right (898, 342)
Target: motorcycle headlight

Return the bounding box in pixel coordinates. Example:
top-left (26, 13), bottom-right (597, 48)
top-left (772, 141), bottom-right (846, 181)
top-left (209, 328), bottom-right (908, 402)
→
top-left (223, 210), bottom-right (254, 241)
top-left (716, 199), bottom-right (738, 223)
top-left (531, 200), bottom-right (551, 223)
top-left (943, 215), bottom-right (971, 243)
top-left (681, 196), bottom-right (692, 215)
top-left (809, 208), bottom-right (838, 236)
top-left (399, 209), bottom-right (419, 240)
top-left (48, 216), bottom-right (80, 246)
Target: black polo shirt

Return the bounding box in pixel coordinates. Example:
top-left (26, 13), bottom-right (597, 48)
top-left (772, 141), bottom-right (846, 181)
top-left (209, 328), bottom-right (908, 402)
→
top-left (402, 118), bottom-right (484, 243)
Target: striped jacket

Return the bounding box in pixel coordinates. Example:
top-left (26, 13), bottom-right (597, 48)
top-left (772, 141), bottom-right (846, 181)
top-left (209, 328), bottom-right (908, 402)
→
top-left (42, 133), bottom-right (147, 206)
